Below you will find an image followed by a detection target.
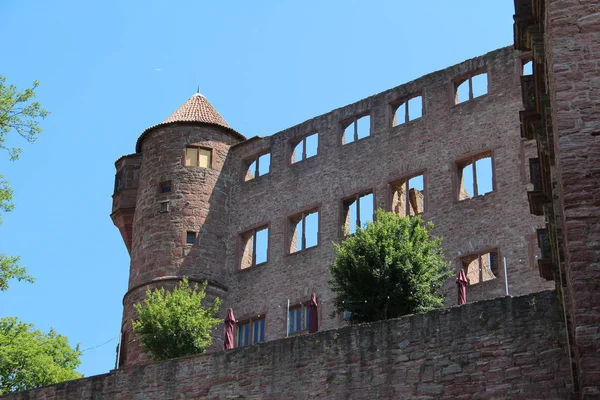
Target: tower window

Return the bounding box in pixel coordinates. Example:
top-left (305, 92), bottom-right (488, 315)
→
top-left (159, 181), bottom-right (172, 193)
top-left (185, 147), bottom-right (212, 168)
top-left (185, 231), bottom-right (197, 245)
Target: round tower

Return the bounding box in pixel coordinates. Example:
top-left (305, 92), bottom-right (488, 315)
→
top-left (117, 92), bottom-right (245, 367)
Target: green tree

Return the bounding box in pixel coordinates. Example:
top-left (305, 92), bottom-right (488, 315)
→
top-left (132, 279), bottom-right (222, 361)
top-left (0, 317), bottom-right (82, 394)
top-left (0, 75), bottom-right (49, 291)
top-left (329, 210), bottom-right (452, 324)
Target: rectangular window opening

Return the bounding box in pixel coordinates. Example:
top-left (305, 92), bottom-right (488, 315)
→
top-left (236, 317), bottom-right (265, 347)
top-left (342, 114), bottom-right (371, 145)
top-left (455, 71), bottom-right (488, 104)
top-left (289, 209), bottom-right (319, 254)
top-left (287, 304), bottom-right (310, 334)
top-left (245, 153), bottom-right (271, 181)
top-left (392, 95), bottom-right (423, 126)
top-left (185, 231), bottom-right (197, 245)
top-left (457, 152), bottom-right (494, 201)
top-left (185, 147), bottom-right (212, 168)
top-left (461, 250), bottom-right (499, 285)
top-left (159, 200), bottom-right (169, 213)
top-left (390, 174), bottom-right (425, 217)
top-left (342, 192), bottom-right (374, 235)
top-left (240, 226), bottom-right (269, 269)
top-left (291, 133), bottom-right (318, 164)
top-left (522, 59), bottom-right (533, 75)
top-left (159, 180), bottom-right (172, 194)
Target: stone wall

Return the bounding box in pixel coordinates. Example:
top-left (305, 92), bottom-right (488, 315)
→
top-left (223, 46), bottom-right (552, 342)
top-left (2, 291), bottom-right (572, 400)
top-left (545, 0), bottom-right (600, 396)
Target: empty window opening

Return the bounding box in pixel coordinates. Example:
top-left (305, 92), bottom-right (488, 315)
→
top-left (522, 59), bottom-right (533, 75)
top-left (457, 153), bottom-right (494, 200)
top-left (185, 231), bottom-right (197, 245)
top-left (237, 317), bottom-right (265, 347)
top-left (159, 181), bottom-right (172, 193)
top-left (392, 95), bottom-right (423, 126)
top-left (245, 153), bottom-right (271, 181)
top-left (289, 209), bottom-right (319, 254)
top-left (291, 133), bottom-right (318, 164)
top-left (185, 147), bottom-right (212, 168)
top-left (391, 174), bottom-right (425, 217)
top-left (343, 114), bottom-right (371, 144)
top-left (461, 250), bottom-right (499, 285)
top-left (240, 226), bottom-right (269, 269)
top-left (288, 304), bottom-right (310, 334)
top-left (455, 71), bottom-right (488, 104)
top-left (342, 192), bottom-right (374, 235)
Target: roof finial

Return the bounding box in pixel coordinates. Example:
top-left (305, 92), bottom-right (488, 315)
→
top-left (197, 86), bottom-right (200, 94)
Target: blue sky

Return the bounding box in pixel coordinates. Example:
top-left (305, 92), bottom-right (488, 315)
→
top-left (0, 1), bottom-right (516, 377)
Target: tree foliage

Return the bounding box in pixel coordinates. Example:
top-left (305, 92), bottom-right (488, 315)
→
top-left (0, 317), bottom-right (82, 394)
top-left (0, 75), bottom-right (48, 291)
top-left (132, 279), bottom-right (222, 361)
top-left (329, 210), bottom-right (452, 324)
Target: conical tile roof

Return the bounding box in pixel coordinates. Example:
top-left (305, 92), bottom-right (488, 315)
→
top-left (163, 93), bottom-right (230, 127)
top-left (136, 92), bottom-right (245, 153)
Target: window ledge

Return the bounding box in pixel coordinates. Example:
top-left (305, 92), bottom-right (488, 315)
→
top-left (453, 93), bottom-right (489, 108)
top-left (287, 330), bottom-right (309, 337)
top-left (341, 134), bottom-right (373, 147)
top-left (456, 190), bottom-right (496, 204)
top-left (286, 245), bottom-right (319, 258)
top-left (289, 154), bottom-right (318, 168)
top-left (392, 116), bottom-right (423, 130)
top-left (467, 278), bottom-right (498, 287)
top-left (244, 174), bottom-right (271, 184)
top-left (237, 262), bottom-right (268, 273)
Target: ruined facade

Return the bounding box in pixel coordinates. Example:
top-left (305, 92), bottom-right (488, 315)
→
top-left (2, 1), bottom-right (598, 398)
top-left (111, 45), bottom-right (553, 367)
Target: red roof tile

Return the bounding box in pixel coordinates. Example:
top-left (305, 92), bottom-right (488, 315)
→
top-left (135, 93), bottom-right (245, 153)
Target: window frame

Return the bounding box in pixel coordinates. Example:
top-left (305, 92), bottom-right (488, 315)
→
top-left (244, 152), bottom-right (271, 182)
top-left (286, 205), bottom-right (320, 255)
top-left (454, 69), bottom-right (488, 105)
top-left (238, 223), bottom-right (270, 270)
top-left (390, 93), bottom-right (423, 127)
top-left (340, 189), bottom-right (376, 238)
top-left (236, 316), bottom-right (266, 347)
top-left (158, 180), bottom-right (172, 194)
top-left (184, 230), bottom-right (197, 245)
top-left (289, 132), bottom-right (319, 165)
top-left (287, 303), bottom-right (310, 335)
top-left (459, 248), bottom-right (501, 286)
top-left (388, 171), bottom-right (427, 217)
top-left (341, 112), bottom-right (371, 145)
top-left (184, 146), bottom-right (214, 168)
top-left (454, 150), bottom-right (496, 202)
